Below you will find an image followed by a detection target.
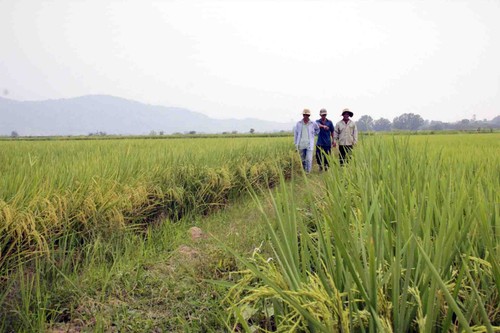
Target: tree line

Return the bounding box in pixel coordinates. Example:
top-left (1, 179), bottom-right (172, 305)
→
top-left (357, 113), bottom-right (500, 132)
top-left (7, 113), bottom-right (500, 138)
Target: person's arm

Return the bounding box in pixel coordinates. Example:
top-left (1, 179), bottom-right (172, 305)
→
top-left (329, 122), bottom-right (334, 144)
top-left (333, 124), bottom-right (339, 147)
top-left (293, 124), bottom-right (299, 148)
top-left (353, 123), bottom-right (358, 145)
top-left (313, 122), bottom-right (320, 135)
top-left (317, 120), bottom-right (328, 130)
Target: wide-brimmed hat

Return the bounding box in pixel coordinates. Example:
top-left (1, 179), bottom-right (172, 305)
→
top-left (319, 108), bottom-right (327, 115)
top-left (341, 108), bottom-right (353, 117)
top-left (302, 109), bottom-right (311, 116)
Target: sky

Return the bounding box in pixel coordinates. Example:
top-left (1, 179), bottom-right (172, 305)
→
top-left (1, 0), bottom-right (499, 124)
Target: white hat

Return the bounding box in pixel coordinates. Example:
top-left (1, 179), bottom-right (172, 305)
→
top-left (341, 108), bottom-right (353, 117)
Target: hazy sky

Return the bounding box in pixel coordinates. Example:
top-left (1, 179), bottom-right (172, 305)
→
top-left (1, 0), bottom-right (499, 123)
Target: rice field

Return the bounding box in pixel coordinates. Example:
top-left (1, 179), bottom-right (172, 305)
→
top-left (0, 137), bottom-right (296, 272)
top-left (0, 133), bottom-right (499, 332)
top-left (225, 133), bottom-right (500, 332)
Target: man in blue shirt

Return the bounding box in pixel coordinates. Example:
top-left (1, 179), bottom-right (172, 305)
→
top-left (315, 108), bottom-right (335, 171)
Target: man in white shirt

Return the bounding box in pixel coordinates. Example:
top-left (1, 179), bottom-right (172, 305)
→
top-left (333, 108), bottom-right (358, 165)
top-left (294, 109), bottom-right (320, 173)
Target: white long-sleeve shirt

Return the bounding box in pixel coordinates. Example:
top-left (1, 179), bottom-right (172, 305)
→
top-left (294, 120), bottom-right (320, 150)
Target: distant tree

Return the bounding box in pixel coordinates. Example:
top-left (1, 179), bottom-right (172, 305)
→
top-left (149, 130), bottom-right (157, 136)
top-left (188, 131), bottom-right (196, 135)
top-left (357, 115), bottom-right (374, 131)
top-left (392, 113), bottom-right (424, 130)
top-left (373, 118), bottom-right (392, 131)
top-left (427, 120), bottom-right (445, 131)
top-left (159, 131), bottom-right (164, 136)
top-left (89, 131), bottom-right (107, 136)
top-left (10, 131), bottom-right (19, 138)
top-left (457, 119), bottom-right (471, 130)
top-left (231, 130), bottom-right (238, 134)
top-left (249, 128), bottom-right (255, 134)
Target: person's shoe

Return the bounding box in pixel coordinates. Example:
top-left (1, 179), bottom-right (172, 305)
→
top-left (319, 166), bottom-right (323, 172)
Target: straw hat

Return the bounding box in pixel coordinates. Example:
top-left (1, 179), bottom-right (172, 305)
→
top-left (319, 108), bottom-right (327, 115)
top-left (302, 109), bottom-right (311, 115)
top-left (341, 108), bottom-right (353, 117)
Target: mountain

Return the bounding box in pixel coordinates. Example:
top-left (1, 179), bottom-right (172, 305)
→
top-left (0, 95), bottom-right (293, 136)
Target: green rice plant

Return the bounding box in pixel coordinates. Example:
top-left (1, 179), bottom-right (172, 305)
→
top-left (0, 136), bottom-right (303, 331)
top-left (0, 137), bottom-right (297, 262)
top-left (225, 133), bottom-right (500, 332)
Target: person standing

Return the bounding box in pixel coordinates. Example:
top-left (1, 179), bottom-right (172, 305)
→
top-left (315, 108), bottom-right (335, 171)
top-left (294, 109), bottom-right (320, 173)
top-left (333, 108), bottom-right (358, 165)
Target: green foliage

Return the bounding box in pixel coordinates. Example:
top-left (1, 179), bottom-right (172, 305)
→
top-left (0, 137), bottom-right (296, 266)
top-left (2, 133), bottom-right (499, 332)
top-left (226, 133), bottom-right (500, 332)
top-left (0, 136), bottom-right (299, 331)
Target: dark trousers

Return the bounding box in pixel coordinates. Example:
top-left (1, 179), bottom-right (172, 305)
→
top-left (315, 145), bottom-right (331, 169)
top-left (339, 145), bottom-right (353, 165)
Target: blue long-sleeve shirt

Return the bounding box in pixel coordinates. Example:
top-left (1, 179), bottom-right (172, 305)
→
top-left (315, 118), bottom-right (334, 146)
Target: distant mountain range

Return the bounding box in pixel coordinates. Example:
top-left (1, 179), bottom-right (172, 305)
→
top-left (0, 95), bottom-right (293, 136)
